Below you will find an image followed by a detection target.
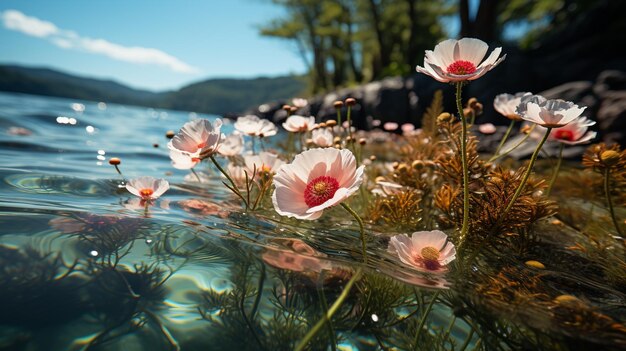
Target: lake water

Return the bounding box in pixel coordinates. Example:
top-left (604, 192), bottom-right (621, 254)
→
top-left (0, 92), bottom-right (624, 351)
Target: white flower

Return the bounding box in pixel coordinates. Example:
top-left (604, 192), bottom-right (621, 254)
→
top-left (494, 92), bottom-right (531, 121)
top-left (388, 230), bottom-right (456, 273)
top-left (517, 95), bottom-right (586, 128)
top-left (217, 133), bottom-right (244, 156)
top-left (227, 163), bottom-right (248, 188)
top-left (234, 115), bottom-right (277, 137)
top-left (416, 38), bottom-right (505, 83)
top-left (292, 98), bottom-right (308, 108)
top-left (282, 115), bottom-right (316, 133)
top-left (168, 119), bottom-right (223, 161)
top-left (169, 149), bottom-right (200, 170)
top-left (272, 148), bottom-right (365, 220)
top-left (532, 116), bottom-right (597, 145)
top-left (311, 128), bottom-right (333, 147)
top-left (244, 152), bottom-right (285, 174)
top-left (126, 176), bottom-right (169, 200)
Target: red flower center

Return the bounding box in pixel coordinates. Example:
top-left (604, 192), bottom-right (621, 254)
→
top-left (554, 129), bottom-right (575, 141)
top-left (139, 188), bottom-right (154, 199)
top-left (304, 176), bottom-right (339, 207)
top-left (447, 60), bottom-right (477, 75)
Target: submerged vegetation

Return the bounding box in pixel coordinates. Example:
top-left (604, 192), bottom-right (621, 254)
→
top-left (1, 36), bottom-right (625, 351)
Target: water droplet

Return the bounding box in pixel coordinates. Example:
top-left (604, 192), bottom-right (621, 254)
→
top-left (371, 314), bottom-right (379, 322)
top-left (89, 250), bottom-right (98, 257)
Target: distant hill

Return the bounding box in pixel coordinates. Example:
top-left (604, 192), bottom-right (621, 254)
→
top-left (0, 64), bottom-right (306, 115)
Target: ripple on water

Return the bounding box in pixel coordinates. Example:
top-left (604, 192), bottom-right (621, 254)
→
top-left (3, 172), bottom-right (118, 197)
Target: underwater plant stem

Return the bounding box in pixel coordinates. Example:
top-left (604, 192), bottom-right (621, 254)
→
top-left (546, 143), bottom-right (564, 197)
top-left (250, 264), bottom-right (266, 320)
top-left (455, 82), bottom-right (471, 252)
top-left (493, 120), bottom-right (515, 158)
top-left (210, 156), bottom-right (248, 209)
top-left (340, 203), bottom-right (368, 263)
top-left (460, 329), bottom-right (475, 351)
top-left (412, 291), bottom-right (439, 350)
top-left (502, 127), bottom-right (552, 218)
top-left (604, 168), bottom-right (624, 237)
top-left (295, 267), bottom-right (363, 351)
top-left (317, 278), bottom-right (337, 351)
top-left (190, 168), bottom-right (201, 183)
top-left (487, 124), bottom-right (536, 163)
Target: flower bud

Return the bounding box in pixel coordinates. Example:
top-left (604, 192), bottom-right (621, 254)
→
top-left (333, 101), bottom-right (344, 108)
top-left (165, 130), bottom-right (175, 139)
top-left (369, 155), bottom-right (377, 161)
top-left (345, 98), bottom-right (356, 106)
top-left (333, 136), bottom-right (341, 144)
top-left (326, 120), bottom-right (337, 127)
top-left (397, 163), bottom-right (410, 173)
top-left (358, 138), bottom-right (366, 145)
top-left (437, 112), bottom-right (452, 124)
top-left (282, 104), bottom-right (291, 111)
top-left (600, 150), bottom-right (620, 166)
top-left (411, 160), bottom-right (424, 170)
top-left (109, 157), bottom-right (121, 165)
top-left (290, 106), bottom-right (298, 113)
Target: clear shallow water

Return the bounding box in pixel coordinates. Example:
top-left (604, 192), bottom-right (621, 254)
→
top-left (0, 92), bottom-right (624, 351)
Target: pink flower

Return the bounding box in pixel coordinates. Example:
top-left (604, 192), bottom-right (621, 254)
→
top-left (401, 123), bottom-right (415, 135)
top-left (262, 238), bottom-right (332, 273)
top-left (534, 116), bottom-right (597, 145)
top-left (282, 115), bottom-right (316, 133)
top-left (292, 98), bottom-right (308, 108)
top-left (494, 92), bottom-right (531, 121)
top-left (125, 176), bottom-right (169, 201)
top-left (383, 122), bottom-right (399, 131)
top-left (217, 133), bottom-right (244, 157)
top-left (311, 128), bottom-right (333, 147)
top-left (169, 149), bottom-right (200, 170)
top-left (478, 123), bottom-right (497, 135)
top-left (168, 119), bottom-right (223, 162)
top-left (272, 148), bottom-right (365, 220)
top-left (244, 151), bottom-right (285, 174)
top-left (388, 230), bottom-right (456, 273)
top-left (234, 115), bottom-right (277, 137)
top-left (416, 38), bottom-right (505, 83)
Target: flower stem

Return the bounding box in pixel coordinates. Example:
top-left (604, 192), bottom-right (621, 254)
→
top-left (335, 107), bottom-right (342, 130)
top-left (190, 168), bottom-right (202, 183)
top-left (341, 202), bottom-right (368, 263)
top-left (295, 267), bottom-right (363, 351)
top-left (412, 291), bottom-right (439, 350)
top-left (546, 143), bottom-right (564, 197)
top-left (488, 124), bottom-right (536, 163)
top-left (209, 155), bottom-right (248, 209)
top-left (346, 105), bottom-right (354, 144)
top-left (492, 120), bottom-right (515, 158)
top-left (604, 167), bottom-right (624, 237)
top-left (501, 127), bottom-right (552, 218)
top-left (455, 82), bottom-right (471, 251)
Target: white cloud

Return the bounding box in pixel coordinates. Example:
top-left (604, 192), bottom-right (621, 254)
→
top-left (0, 9), bottom-right (199, 74)
top-left (1, 9), bottom-right (58, 37)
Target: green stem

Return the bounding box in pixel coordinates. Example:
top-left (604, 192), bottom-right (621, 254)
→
top-left (341, 203), bottom-right (367, 263)
top-left (190, 168), bottom-right (202, 183)
top-left (604, 168), bottom-right (624, 237)
top-left (546, 143), bottom-right (564, 197)
top-left (336, 107), bottom-right (342, 131)
top-left (295, 268), bottom-right (363, 351)
top-left (488, 124), bottom-right (536, 163)
top-left (492, 120), bottom-right (515, 158)
top-left (455, 82), bottom-right (471, 252)
top-left (210, 156), bottom-right (248, 209)
top-left (412, 291), bottom-right (439, 350)
top-left (501, 127), bottom-right (552, 218)
top-left (346, 105), bottom-right (354, 143)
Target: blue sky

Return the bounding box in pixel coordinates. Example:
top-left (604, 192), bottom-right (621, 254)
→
top-left (0, 0), bottom-right (307, 91)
